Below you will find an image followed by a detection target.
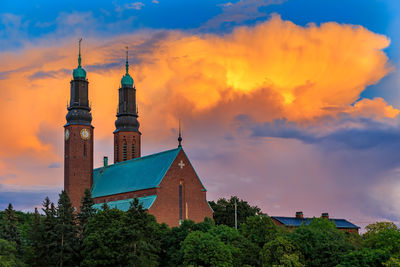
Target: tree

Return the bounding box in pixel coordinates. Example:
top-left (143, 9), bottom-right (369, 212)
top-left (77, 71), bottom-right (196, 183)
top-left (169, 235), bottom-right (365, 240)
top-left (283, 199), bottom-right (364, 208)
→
top-left (363, 222), bottom-right (400, 257)
top-left (288, 218), bottom-right (353, 267)
top-left (81, 208), bottom-right (127, 267)
top-left (26, 208), bottom-right (46, 267)
top-left (82, 199), bottom-right (162, 267)
top-left (122, 198), bottom-right (162, 266)
top-left (383, 257), bottom-right (400, 267)
top-left (209, 196), bottom-right (262, 227)
top-left (39, 197), bottom-right (59, 265)
top-left (240, 215), bottom-right (278, 248)
top-left (338, 248), bottom-right (389, 267)
top-left (55, 190), bottom-right (79, 266)
top-left (78, 188), bottom-right (96, 228)
top-left (0, 238), bottom-right (25, 267)
top-left (1, 203), bottom-right (22, 252)
top-left (182, 231), bottom-right (233, 267)
top-left (160, 219), bottom-right (213, 267)
top-left (208, 225), bottom-right (259, 267)
top-left (260, 235), bottom-right (304, 267)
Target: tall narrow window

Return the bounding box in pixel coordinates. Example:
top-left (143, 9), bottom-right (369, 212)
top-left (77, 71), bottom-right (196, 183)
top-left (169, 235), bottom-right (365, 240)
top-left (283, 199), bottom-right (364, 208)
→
top-left (115, 142), bottom-right (119, 162)
top-left (131, 144), bottom-right (135, 158)
top-left (83, 143), bottom-right (87, 157)
top-left (123, 143), bottom-right (127, 161)
top-left (179, 184), bottom-right (183, 221)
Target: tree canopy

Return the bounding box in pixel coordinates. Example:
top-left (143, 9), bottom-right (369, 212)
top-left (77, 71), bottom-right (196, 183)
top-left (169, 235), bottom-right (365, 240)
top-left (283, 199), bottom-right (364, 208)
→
top-left (1, 194), bottom-right (400, 266)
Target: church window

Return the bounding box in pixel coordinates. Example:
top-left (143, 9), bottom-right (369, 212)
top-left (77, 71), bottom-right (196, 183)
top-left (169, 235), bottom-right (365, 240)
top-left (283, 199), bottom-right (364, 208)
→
top-left (83, 143), bottom-right (87, 157)
top-left (123, 143), bottom-right (127, 161)
top-left (179, 184), bottom-right (183, 221)
top-left (131, 144), bottom-right (135, 158)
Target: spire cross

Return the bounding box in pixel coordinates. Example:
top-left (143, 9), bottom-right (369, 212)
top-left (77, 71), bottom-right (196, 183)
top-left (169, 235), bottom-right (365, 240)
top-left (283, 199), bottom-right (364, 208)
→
top-left (178, 119), bottom-right (182, 147)
top-left (78, 38), bottom-right (82, 67)
top-left (125, 46), bottom-right (129, 74)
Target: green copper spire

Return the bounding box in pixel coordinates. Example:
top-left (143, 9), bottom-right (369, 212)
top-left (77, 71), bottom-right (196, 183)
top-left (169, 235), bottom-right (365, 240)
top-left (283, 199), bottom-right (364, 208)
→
top-left (73, 38), bottom-right (87, 79)
top-left (121, 46), bottom-right (134, 87)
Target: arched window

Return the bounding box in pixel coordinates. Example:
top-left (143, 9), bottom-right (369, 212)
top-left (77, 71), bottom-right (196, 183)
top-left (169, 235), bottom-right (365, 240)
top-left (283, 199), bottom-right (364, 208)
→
top-left (131, 144), bottom-right (135, 158)
top-left (83, 143), bottom-right (87, 157)
top-left (123, 143), bottom-right (127, 161)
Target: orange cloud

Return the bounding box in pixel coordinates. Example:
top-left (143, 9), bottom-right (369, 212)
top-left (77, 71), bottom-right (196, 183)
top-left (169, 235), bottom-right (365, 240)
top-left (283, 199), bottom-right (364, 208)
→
top-left (0, 15), bottom-right (396, 187)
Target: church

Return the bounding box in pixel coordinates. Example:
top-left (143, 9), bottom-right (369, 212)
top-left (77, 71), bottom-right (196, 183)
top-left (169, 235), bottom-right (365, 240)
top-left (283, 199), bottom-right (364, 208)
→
top-left (64, 41), bottom-right (213, 227)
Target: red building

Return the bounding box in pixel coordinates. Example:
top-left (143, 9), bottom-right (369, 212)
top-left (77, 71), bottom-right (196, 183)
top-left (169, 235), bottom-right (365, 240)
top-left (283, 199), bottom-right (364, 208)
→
top-left (64, 42), bottom-right (213, 226)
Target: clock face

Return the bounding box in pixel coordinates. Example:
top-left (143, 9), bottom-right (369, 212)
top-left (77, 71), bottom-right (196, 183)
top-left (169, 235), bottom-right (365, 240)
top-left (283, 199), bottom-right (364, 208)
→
top-left (80, 128), bottom-right (90, 140)
top-left (65, 129), bottom-right (70, 141)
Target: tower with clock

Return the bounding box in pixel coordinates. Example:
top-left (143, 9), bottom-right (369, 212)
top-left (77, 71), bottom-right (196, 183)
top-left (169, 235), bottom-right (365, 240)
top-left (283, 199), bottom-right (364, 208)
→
top-left (64, 39), bottom-right (94, 210)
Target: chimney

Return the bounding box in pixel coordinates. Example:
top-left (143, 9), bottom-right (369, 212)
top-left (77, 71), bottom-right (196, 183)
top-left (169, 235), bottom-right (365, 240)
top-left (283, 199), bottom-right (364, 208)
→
top-left (321, 212), bottom-right (329, 219)
top-left (295, 211), bottom-right (304, 219)
top-left (103, 156), bottom-right (108, 167)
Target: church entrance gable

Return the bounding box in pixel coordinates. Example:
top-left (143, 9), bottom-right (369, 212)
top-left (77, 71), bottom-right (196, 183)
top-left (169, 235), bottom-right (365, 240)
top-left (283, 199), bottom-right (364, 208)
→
top-left (148, 149), bottom-right (213, 227)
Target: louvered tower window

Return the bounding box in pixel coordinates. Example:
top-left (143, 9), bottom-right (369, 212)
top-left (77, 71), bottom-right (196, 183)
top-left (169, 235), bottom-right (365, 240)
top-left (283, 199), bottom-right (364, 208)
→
top-left (123, 143), bottom-right (127, 161)
top-left (131, 144), bottom-right (135, 158)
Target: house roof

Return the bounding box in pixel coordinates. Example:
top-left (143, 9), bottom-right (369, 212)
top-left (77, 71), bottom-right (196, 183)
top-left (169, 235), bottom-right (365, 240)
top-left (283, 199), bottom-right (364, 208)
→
top-left (92, 195), bottom-right (157, 211)
top-left (92, 147), bottom-right (181, 198)
top-left (271, 216), bottom-right (360, 229)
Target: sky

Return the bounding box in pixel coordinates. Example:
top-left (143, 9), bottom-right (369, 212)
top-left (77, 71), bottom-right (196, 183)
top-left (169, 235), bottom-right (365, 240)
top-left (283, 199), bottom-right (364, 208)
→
top-left (1, 0), bottom-right (400, 229)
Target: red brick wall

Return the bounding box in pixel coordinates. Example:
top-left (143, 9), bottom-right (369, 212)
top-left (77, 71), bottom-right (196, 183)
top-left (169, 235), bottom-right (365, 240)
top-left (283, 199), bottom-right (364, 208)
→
top-left (64, 125), bottom-right (93, 211)
top-left (148, 150), bottom-right (213, 227)
top-left (114, 131), bottom-right (141, 163)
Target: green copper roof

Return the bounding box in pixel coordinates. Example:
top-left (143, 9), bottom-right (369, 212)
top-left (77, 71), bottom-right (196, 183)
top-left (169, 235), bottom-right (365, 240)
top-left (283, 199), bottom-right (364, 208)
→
top-left (92, 195), bottom-right (157, 211)
top-left (73, 67), bottom-right (86, 79)
top-left (121, 73), bottom-right (133, 87)
top-left (92, 147), bottom-right (181, 198)
top-left (73, 38), bottom-right (86, 79)
top-left (121, 47), bottom-right (134, 87)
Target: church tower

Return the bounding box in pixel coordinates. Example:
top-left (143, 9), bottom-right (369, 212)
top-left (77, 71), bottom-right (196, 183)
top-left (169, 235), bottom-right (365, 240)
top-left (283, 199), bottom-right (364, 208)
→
top-left (64, 39), bottom-right (94, 210)
top-left (114, 48), bottom-right (141, 163)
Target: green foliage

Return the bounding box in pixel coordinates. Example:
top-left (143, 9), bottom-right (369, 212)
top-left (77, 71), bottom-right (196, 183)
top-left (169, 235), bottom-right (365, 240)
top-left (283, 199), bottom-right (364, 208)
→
top-left (82, 198), bottom-right (162, 267)
top-left (25, 208), bottom-right (45, 267)
top-left (383, 257), bottom-right (400, 267)
top-left (209, 196), bottom-right (262, 227)
top-left (182, 231), bottom-right (233, 267)
top-left (240, 215), bottom-right (278, 248)
top-left (4, 193), bottom-right (400, 267)
top-left (338, 248), bottom-right (389, 267)
top-left (260, 235), bottom-right (304, 267)
top-left (0, 239), bottom-right (25, 267)
top-left (288, 218), bottom-right (353, 267)
top-left (0, 204), bottom-right (22, 252)
top-left (160, 219), bottom-right (213, 267)
top-left (55, 190), bottom-right (79, 266)
top-left (362, 222), bottom-right (400, 257)
top-left (78, 188), bottom-right (96, 228)
top-left (208, 225), bottom-right (259, 267)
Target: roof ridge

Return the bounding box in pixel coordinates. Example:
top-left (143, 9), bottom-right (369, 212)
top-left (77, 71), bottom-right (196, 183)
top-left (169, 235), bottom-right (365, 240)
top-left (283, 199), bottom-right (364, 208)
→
top-left (94, 147), bottom-right (182, 171)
